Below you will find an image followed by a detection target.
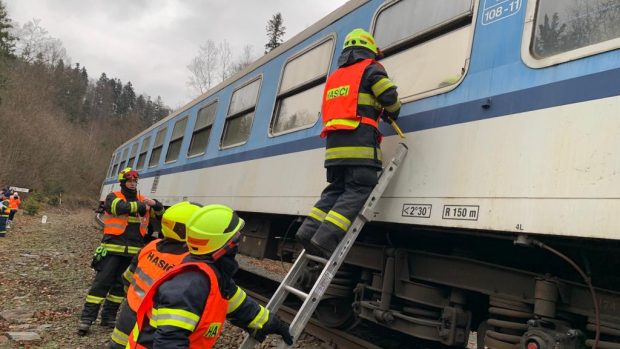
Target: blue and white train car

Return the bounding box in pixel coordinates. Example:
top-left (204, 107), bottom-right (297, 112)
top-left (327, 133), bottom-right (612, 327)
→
top-left (101, 1), bottom-right (620, 348)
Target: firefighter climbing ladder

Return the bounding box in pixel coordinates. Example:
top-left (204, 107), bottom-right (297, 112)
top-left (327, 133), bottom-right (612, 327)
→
top-left (239, 143), bottom-right (408, 349)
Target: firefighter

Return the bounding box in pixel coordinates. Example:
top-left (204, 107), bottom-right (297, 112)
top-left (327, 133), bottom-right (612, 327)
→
top-left (295, 28), bottom-right (401, 258)
top-left (0, 195), bottom-right (9, 237)
top-left (126, 204), bottom-right (293, 348)
top-left (108, 201), bottom-right (199, 349)
top-left (77, 167), bottom-right (164, 336)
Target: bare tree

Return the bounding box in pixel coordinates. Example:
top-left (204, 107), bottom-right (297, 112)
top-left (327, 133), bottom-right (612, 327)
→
top-left (187, 40), bottom-right (219, 95)
top-left (187, 41), bottom-right (258, 98)
top-left (13, 19), bottom-right (67, 65)
top-left (230, 44), bottom-right (255, 76)
top-left (218, 40), bottom-right (232, 82)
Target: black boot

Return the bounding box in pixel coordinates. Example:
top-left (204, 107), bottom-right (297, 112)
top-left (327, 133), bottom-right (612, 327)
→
top-left (310, 228), bottom-right (344, 258)
top-left (295, 219), bottom-right (323, 256)
top-left (77, 320), bottom-right (92, 336)
top-left (77, 302), bottom-right (101, 336)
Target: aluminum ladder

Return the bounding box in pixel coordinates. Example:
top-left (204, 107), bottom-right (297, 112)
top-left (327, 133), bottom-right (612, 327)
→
top-left (239, 143), bottom-right (408, 349)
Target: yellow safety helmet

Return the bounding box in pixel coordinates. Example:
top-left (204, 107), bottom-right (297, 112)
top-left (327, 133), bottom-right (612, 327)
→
top-left (118, 167), bottom-right (139, 182)
top-left (343, 28), bottom-right (378, 54)
top-left (186, 204), bottom-right (244, 256)
top-left (161, 201), bottom-right (201, 241)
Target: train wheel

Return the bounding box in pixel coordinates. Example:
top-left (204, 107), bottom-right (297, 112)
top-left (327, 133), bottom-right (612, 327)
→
top-left (315, 297), bottom-right (357, 329)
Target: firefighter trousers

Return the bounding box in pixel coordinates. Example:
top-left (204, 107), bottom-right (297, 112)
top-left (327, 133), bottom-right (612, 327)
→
top-left (109, 300), bottom-right (136, 349)
top-left (80, 254), bottom-right (132, 324)
top-left (296, 166), bottom-right (378, 257)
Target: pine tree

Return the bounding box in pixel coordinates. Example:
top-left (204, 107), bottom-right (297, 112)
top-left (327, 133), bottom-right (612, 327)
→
top-left (0, 0), bottom-right (14, 58)
top-left (264, 12), bottom-right (286, 54)
top-left (117, 81), bottom-right (136, 116)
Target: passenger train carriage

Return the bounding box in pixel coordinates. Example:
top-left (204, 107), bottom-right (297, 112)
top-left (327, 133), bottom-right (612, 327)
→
top-left (101, 1), bottom-right (620, 348)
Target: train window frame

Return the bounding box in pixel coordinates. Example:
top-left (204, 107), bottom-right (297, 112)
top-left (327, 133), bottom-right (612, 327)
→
top-left (111, 152), bottom-right (120, 177)
top-left (107, 153), bottom-right (117, 178)
top-left (370, 0), bottom-right (477, 102)
top-left (148, 127), bottom-right (168, 168)
top-left (521, 0), bottom-right (620, 69)
top-left (165, 116), bottom-right (188, 164)
top-left (135, 136), bottom-right (152, 171)
top-left (118, 147), bottom-right (129, 173)
top-left (220, 76), bottom-right (262, 149)
top-left (269, 36), bottom-right (335, 137)
top-left (188, 100), bottom-right (218, 158)
top-left (127, 143), bottom-right (139, 169)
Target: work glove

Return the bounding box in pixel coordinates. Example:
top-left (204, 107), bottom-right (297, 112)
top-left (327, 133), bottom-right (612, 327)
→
top-left (253, 314), bottom-right (293, 345)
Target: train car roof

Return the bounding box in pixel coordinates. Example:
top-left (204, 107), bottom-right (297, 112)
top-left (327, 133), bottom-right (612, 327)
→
top-left (114, 0), bottom-right (369, 151)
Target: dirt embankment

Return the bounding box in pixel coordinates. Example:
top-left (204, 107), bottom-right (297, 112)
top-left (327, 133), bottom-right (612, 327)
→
top-left (0, 208), bottom-right (324, 349)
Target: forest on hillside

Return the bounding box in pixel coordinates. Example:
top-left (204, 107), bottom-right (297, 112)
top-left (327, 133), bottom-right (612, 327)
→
top-left (0, 3), bottom-right (286, 206)
top-left (0, 2), bottom-right (171, 203)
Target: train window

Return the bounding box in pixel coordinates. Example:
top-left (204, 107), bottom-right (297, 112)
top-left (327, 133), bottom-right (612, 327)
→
top-left (148, 128), bottom-right (167, 168)
top-left (135, 136), bottom-right (151, 170)
top-left (127, 143), bottom-right (138, 168)
top-left (188, 101), bottom-right (218, 157)
top-left (107, 153), bottom-right (117, 178)
top-left (372, 0), bottom-right (474, 100)
top-left (523, 0), bottom-right (620, 67)
top-left (111, 152), bottom-right (120, 177)
top-left (165, 116), bottom-right (188, 163)
top-left (118, 147), bottom-right (129, 172)
top-left (221, 77), bottom-right (261, 148)
top-left (270, 38), bottom-right (334, 136)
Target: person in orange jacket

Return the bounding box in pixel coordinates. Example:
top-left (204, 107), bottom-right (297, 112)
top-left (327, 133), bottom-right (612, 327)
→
top-left (7, 192), bottom-right (21, 228)
top-left (108, 201), bottom-right (198, 349)
top-left (295, 28), bottom-right (401, 258)
top-left (126, 204), bottom-right (292, 348)
top-left (77, 167), bottom-right (164, 336)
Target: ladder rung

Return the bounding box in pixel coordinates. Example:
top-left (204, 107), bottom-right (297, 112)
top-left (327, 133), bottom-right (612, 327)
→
top-left (284, 285), bottom-right (308, 300)
top-left (304, 253), bottom-right (328, 264)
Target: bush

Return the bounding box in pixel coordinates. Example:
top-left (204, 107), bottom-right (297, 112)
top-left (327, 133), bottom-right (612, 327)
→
top-left (47, 195), bottom-right (60, 206)
top-left (23, 195), bottom-right (41, 215)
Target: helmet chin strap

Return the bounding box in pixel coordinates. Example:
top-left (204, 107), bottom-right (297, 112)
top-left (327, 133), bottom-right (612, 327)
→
top-left (210, 233), bottom-right (240, 261)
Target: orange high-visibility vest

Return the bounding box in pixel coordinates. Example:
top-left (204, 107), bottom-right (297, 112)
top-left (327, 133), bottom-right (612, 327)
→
top-left (8, 197), bottom-right (20, 209)
top-left (321, 58), bottom-right (381, 137)
top-left (126, 240), bottom-right (188, 312)
top-left (126, 262), bottom-right (228, 349)
top-left (102, 191), bottom-right (148, 236)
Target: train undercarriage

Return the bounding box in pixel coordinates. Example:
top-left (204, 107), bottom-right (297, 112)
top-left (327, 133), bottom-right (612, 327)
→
top-left (238, 212), bottom-right (620, 349)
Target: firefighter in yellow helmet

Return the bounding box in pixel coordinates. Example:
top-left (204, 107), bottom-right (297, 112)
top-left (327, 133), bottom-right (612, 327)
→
top-left (126, 204), bottom-right (293, 348)
top-left (295, 28), bottom-right (401, 257)
top-left (78, 167), bottom-right (164, 336)
top-left (108, 201), bottom-right (199, 349)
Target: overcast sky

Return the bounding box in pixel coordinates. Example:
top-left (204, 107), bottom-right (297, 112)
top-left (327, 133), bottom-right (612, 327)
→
top-left (4, 0), bottom-right (349, 110)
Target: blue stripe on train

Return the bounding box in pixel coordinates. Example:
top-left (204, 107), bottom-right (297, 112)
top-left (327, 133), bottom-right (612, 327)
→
top-left (104, 67), bottom-right (620, 184)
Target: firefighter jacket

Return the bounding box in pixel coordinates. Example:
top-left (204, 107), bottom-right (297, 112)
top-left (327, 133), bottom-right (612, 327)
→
top-left (127, 254), bottom-right (271, 348)
top-left (0, 200), bottom-right (9, 215)
top-left (101, 189), bottom-right (163, 256)
top-left (322, 47), bottom-right (401, 169)
top-left (123, 238), bottom-right (189, 312)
